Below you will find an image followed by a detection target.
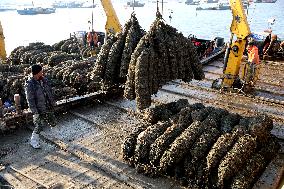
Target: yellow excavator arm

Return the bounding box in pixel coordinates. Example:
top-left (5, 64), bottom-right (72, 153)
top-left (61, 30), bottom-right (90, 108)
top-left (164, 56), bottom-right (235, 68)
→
top-left (100, 0), bottom-right (122, 35)
top-left (230, 0), bottom-right (250, 39)
top-left (217, 0), bottom-right (251, 89)
top-left (0, 21), bottom-right (7, 61)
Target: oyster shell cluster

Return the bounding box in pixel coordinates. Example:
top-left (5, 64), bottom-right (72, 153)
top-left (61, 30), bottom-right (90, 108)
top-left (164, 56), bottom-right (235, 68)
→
top-left (89, 13), bottom-right (145, 91)
top-left (0, 36), bottom-right (92, 121)
top-left (44, 59), bottom-right (96, 98)
top-left (0, 65), bottom-right (29, 119)
top-left (121, 99), bottom-right (280, 189)
top-left (1, 12), bottom-right (205, 121)
top-left (124, 12), bottom-right (204, 110)
top-left (8, 39), bottom-right (81, 66)
top-left (0, 14), bottom-right (145, 129)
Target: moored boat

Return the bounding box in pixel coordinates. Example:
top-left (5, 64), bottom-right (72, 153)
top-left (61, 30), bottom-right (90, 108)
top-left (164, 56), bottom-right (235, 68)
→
top-left (196, 2), bottom-right (247, 10)
top-left (127, 1), bottom-right (145, 7)
top-left (216, 2), bottom-right (230, 10)
top-left (0, 5), bottom-right (16, 12)
top-left (185, 0), bottom-right (200, 5)
top-left (255, 0), bottom-right (277, 3)
top-left (17, 7), bottom-right (56, 15)
top-left (51, 1), bottom-right (96, 8)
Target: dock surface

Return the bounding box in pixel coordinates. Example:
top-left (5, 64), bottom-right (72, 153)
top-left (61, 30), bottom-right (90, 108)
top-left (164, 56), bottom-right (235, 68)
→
top-left (1, 58), bottom-right (284, 189)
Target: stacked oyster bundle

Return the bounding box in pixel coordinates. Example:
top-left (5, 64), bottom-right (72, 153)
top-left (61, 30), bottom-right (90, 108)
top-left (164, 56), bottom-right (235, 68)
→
top-left (8, 38), bottom-right (81, 66)
top-left (46, 51), bottom-right (81, 67)
top-left (1, 36), bottom-right (92, 101)
top-left (142, 99), bottom-right (190, 124)
top-left (44, 59), bottom-right (96, 99)
top-left (53, 37), bottom-right (80, 54)
top-left (0, 41), bottom-right (93, 117)
top-left (124, 13), bottom-right (204, 110)
top-left (121, 99), bottom-right (280, 189)
top-left (89, 35), bottom-right (117, 91)
top-left (0, 64), bottom-right (29, 74)
top-left (0, 64), bottom-right (30, 115)
top-left (89, 13), bottom-right (144, 91)
top-left (9, 42), bottom-right (54, 65)
top-left (0, 36), bottom-right (97, 125)
top-left (0, 75), bottom-right (27, 119)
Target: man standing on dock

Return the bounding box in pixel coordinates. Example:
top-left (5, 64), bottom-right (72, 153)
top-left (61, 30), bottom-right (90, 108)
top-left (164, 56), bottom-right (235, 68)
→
top-left (246, 40), bottom-right (260, 84)
top-left (25, 64), bottom-right (56, 149)
top-left (87, 30), bottom-right (98, 49)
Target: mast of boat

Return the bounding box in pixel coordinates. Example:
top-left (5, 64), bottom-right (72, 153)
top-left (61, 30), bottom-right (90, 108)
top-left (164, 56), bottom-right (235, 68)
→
top-left (156, 0), bottom-right (164, 15)
top-left (91, 0), bottom-right (94, 31)
top-left (245, 0), bottom-right (249, 15)
top-left (132, 0), bottom-right (135, 11)
top-left (162, 0), bottom-right (164, 14)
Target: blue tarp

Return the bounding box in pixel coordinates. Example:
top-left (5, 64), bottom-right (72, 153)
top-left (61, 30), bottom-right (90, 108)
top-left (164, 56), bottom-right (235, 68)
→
top-left (249, 33), bottom-right (266, 41)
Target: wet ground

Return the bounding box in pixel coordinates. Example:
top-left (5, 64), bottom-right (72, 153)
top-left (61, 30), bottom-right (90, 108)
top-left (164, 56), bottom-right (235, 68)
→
top-left (1, 99), bottom-right (283, 189)
top-left (0, 103), bottom-right (183, 189)
top-left (0, 59), bottom-right (284, 189)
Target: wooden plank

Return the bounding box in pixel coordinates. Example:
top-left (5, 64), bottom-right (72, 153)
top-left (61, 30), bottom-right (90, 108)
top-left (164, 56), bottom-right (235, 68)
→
top-left (252, 154), bottom-right (284, 189)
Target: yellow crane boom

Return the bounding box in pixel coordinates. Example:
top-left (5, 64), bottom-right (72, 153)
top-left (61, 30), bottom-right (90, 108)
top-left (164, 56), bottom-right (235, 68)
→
top-left (0, 21), bottom-right (7, 61)
top-left (100, 0), bottom-right (122, 35)
top-left (230, 0), bottom-right (250, 39)
top-left (214, 0), bottom-right (252, 89)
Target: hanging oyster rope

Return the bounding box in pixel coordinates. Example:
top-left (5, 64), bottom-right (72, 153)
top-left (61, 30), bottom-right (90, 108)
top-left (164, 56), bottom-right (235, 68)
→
top-left (124, 12), bottom-right (204, 110)
top-left (89, 13), bottom-right (144, 91)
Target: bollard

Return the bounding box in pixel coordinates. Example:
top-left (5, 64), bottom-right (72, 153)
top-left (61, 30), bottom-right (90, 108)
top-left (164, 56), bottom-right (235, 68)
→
top-left (14, 94), bottom-right (21, 114)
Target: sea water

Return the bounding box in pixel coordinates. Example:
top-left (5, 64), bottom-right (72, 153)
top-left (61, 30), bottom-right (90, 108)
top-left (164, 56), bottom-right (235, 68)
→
top-left (0, 0), bottom-right (283, 55)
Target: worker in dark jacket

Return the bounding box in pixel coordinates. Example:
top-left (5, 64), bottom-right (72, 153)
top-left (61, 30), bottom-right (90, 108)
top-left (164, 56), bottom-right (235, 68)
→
top-left (25, 64), bottom-right (56, 149)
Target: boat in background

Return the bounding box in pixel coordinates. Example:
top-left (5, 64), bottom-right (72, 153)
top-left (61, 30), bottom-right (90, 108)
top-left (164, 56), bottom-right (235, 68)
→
top-left (215, 2), bottom-right (230, 10)
top-left (255, 0), bottom-right (277, 3)
top-left (196, 2), bottom-right (247, 10)
top-left (81, 2), bottom-right (97, 8)
top-left (189, 35), bottom-right (226, 62)
top-left (17, 7), bottom-right (56, 15)
top-left (185, 0), bottom-right (200, 5)
top-left (127, 1), bottom-right (145, 7)
top-left (201, 0), bottom-right (219, 3)
top-left (51, 1), bottom-right (94, 8)
top-left (0, 5), bottom-right (16, 12)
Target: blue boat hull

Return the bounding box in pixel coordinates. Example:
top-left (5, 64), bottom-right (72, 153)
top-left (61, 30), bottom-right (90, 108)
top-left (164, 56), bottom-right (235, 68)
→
top-left (17, 8), bottom-right (56, 15)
